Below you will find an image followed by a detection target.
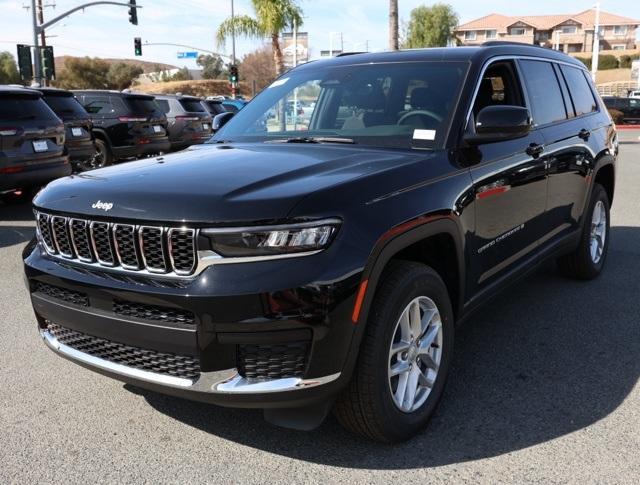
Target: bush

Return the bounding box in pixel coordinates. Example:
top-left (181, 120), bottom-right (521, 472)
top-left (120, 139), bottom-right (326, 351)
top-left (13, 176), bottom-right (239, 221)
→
top-left (607, 109), bottom-right (624, 124)
top-left (598, 54), bottom-right (618, 70)
top-left (575, 57), bottom-right (591, 69)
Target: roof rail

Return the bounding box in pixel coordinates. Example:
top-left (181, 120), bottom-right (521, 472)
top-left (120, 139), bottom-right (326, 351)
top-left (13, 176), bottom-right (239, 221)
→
top-left (481, 41), bottom-right (547, 49)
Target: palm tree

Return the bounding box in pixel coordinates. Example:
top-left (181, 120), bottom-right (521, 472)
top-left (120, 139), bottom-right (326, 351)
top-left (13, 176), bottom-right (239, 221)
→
top-left (389, 0), bottom-right (399, 50)
top-left (216, 0), bottom-right (303, 76)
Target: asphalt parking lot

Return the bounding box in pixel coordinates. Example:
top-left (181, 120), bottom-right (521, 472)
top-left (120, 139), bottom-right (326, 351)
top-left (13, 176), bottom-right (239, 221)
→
top-left (1, 135), bottom-right (639, 484)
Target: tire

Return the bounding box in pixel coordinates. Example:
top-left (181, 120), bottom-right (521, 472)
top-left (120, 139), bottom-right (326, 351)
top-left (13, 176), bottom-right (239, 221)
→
top-left (87, 138), bottom-right (112, 170)
top-left (557, 183), bottom-right (610, 280)
top-left (334, 260), bottom-right (455, 442)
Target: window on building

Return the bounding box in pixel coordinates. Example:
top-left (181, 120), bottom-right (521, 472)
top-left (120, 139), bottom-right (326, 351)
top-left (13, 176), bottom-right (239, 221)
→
top-left (510, 27), bottom-right (526, 36)
top-left (519, 60), bottom-right (567, 126)
top-left (465, 31), bottom-right (477, 40)
top-left (613, 25), bottom-right (627, 35)
top-left (485, 30), bottom-right (497, 39)
top-left (612, 44), bottom-right (626, 50)
top-left (561, 25), bottom-right (578, 34)
top-left (560, 65), bottom-right (597, 116)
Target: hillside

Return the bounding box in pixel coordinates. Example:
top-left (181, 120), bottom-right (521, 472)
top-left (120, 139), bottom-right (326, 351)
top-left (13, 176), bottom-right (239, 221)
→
top-left (54, 56), bottom-right (178, 74)
top-left (135, 79), bottom-right (252, 98)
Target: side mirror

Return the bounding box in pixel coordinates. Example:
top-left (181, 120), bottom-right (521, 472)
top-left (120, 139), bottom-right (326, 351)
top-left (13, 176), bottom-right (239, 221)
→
top-left (212, 111), bottom-right (234, 133)
top-left (464, 105), bottom-right (532, 144)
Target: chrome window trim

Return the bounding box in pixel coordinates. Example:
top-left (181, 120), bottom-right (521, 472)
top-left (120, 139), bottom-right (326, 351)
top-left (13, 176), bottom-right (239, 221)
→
top-left (138, 225), bottom-right (168, 274)
top-left (89, 220), bottom-right (116, 267)
top-left (463, 54), bottom-right (592, 132)
top-left (112, 223), bottom-right (141, 270)
top-left (50, 215), bottom-right (74, 258)
top-left (167, 227), bottom-right (197, 276)
top-left (68, 218), bottom-right (94, 263)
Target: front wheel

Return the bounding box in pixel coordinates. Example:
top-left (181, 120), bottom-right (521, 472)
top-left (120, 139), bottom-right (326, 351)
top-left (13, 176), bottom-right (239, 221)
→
top-left (557, 183), bottom-right (610, 279)
top-left (334, 261), bottom-right (454, 442)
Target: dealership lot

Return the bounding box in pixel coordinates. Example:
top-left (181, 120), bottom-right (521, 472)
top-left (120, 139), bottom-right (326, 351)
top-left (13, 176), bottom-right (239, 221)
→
top-left (1, 138), bottom-right (639, 483)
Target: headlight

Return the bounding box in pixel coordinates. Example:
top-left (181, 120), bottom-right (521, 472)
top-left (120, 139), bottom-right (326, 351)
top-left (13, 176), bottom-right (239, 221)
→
top-left (202, 218), bottom-right (341, 258)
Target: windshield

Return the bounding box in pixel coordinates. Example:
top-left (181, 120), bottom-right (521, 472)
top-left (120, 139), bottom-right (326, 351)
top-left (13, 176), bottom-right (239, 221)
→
top-left (42, 94), bottom-right (88, 119)
top-left (179, 99), bottom-right (206, 112)
top-left (213, 61), bottom-right (468, 149)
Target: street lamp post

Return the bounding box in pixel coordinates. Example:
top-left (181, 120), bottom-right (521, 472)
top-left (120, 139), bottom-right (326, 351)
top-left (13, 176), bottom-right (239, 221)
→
top-left (591, 2), bottom-right (601, 82)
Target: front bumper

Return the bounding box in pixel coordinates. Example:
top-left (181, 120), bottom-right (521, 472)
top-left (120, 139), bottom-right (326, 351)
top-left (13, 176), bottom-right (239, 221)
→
top-left (24, 240), bottom-right (362, 408)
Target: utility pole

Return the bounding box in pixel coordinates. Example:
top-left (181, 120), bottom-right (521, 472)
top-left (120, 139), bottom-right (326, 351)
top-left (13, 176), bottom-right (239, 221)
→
top-left (36, 0), bottom-right (47, 85)
top-left (591, 2), bottom-right (601, 82)
top-left (30, 0), bottom-right (41, 86)
top-left (389, 0), bottom-right (399, 50)
top-left (230, 0), bottom-right (237, 98)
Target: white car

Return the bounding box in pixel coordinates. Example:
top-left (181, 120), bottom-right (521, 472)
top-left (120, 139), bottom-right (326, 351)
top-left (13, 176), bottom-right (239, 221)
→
top-left (629, 90), bottom-right (640, 99)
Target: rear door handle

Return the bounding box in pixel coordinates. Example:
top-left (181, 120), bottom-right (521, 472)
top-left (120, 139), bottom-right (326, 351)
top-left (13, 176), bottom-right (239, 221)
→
top-left (578, 129), bottom-right (591, 140)
top-left (526, 143), bottom-right (544, 158)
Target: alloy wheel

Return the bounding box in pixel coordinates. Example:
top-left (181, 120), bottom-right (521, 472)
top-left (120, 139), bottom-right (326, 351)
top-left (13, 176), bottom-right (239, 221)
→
top-left (590, 200), bottom-right (607, 264)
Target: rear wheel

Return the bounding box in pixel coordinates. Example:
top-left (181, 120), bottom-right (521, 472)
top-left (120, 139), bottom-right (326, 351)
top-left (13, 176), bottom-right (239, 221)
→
top-left (84, 138), bottom-right (112, 171)
top-left (334, 261), bottom-right (454, 442)
top-left (557, 183), bottom-right (610, 279)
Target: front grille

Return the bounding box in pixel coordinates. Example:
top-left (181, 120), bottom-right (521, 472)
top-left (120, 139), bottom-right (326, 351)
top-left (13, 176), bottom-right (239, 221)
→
top-left (237, 342), bottom-right (309, 379)
top-left (35, 282), bottom-right (89, 307)
top-left (35, 211), bottom-right (198, 277)
top-left (113, 300), bottom-right (195, 325)
top-left (47, 322), bottom-right (200, 380)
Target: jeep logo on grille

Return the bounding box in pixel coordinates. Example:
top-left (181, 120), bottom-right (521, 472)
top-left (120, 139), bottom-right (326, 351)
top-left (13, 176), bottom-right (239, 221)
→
top-left (91, 200), bottom-right (113, 212)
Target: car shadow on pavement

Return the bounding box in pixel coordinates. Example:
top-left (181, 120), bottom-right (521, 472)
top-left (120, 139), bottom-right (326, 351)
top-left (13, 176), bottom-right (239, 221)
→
top-left (132, 226), bottom-right (640, 469)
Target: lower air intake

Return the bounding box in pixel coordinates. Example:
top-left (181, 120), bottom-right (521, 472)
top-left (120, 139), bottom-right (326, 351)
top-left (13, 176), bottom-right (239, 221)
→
top-left (237, 341), bottom-right (309, 379)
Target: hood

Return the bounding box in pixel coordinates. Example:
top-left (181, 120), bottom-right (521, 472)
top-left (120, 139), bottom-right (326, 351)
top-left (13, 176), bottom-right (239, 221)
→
top-left (34, 143), bottom-right (426, 224)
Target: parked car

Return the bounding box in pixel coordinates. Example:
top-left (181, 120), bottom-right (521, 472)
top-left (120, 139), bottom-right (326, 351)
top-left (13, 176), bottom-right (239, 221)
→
top-left (35, 88), bottom-right (97, 172)
top-left (629, 90), bottom-right (640, 99)
top-left (153, 94), bottom-right (212, 151)
top-left (0, 85), bottom-right (70, 202)
top-left (74, 90), bottom-right (170, 165)
top-left (25, 43), bottom-right (616, 442)
top-left (221, 98), bottom-right (247, 113)
top-left (603, 96), bottom-right (640, 124)
top-left (201, 97), bottom-right (228, 117)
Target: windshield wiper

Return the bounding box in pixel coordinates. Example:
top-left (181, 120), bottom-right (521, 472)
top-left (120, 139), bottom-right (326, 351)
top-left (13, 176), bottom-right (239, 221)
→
top-left (269, 136), bottom-right (356, 144)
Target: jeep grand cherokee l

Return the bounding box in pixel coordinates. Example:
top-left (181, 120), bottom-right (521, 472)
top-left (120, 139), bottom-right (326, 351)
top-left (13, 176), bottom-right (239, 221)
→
top-left (36, 88), bottom-right (97, 172)
top-left (1, 86), bottom-right (70, 200)
top-left (154, 94), bottom-right (213, 151)
top-left (74, 90), bottom-right (170, 165)
top-left (24, 43), bottom-right (617, 442)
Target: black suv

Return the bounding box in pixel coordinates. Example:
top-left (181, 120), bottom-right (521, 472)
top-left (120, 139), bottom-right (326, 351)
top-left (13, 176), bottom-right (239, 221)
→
top-left (24, 44), bottom-right (616, 442)
top-left (153, 94), bottom-right (212, 151)
top-left (36, 88), bottom-right (97, 172)
top-left (603, 96), bottom-right (640, 124)
top-left (0, 86), bottom-right (70, 199)
top-left (74, 90), bottom-right (170, 165)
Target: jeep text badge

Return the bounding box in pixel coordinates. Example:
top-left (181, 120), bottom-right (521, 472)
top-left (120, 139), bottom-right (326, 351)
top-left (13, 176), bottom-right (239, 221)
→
top-left (92, 200), bottom-right (113, 212)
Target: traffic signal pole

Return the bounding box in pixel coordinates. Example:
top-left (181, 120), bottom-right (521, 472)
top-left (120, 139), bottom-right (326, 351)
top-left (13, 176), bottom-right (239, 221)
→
top-left (30, 1), bottom-right (142, 85)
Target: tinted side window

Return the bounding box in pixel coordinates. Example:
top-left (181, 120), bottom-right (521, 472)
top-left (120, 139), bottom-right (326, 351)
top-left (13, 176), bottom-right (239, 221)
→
top-left (156, 99), bottom-right (170, 114)
top-left (560, 65), bottom-right (597, 116)
top-left (83, 96), bottom-right (113, 115)
top-left (519, 60), bottom-right (567, 126)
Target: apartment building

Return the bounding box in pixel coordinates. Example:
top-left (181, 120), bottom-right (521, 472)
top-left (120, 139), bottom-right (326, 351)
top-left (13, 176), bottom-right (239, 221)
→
top-left (455, 9), bottom-right (639, 53)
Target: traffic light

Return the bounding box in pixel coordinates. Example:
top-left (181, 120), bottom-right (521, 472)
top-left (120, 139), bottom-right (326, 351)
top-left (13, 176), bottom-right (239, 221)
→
top-left (16, 44), bottom-right (33, 81)
top-left (134, 37), bottom-right (142, 56)
top-left (229, 64), bottom-right (238, 83)
top-left (128, 0), bottom-right (138, 25)
top-left (41, 46), bottom-right (55, 80)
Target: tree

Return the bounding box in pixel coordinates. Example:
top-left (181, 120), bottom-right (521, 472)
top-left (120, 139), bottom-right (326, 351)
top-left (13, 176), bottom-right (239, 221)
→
top-left (106, 62), bottom-right (143, 90)
top-left (389, 0), bottom-right (399, 50)
top-left (0, 51), bottom-right (21, 84)
top-left (170, 67), bottom-right (192, 81)
top-left (216, 0), bottom-right (303, 76)
top-left (53, 57), bottom-right (110, 89)
top-left (197, 54), bottom-right (226, 80)
top-left (239, 45), bottom-right (277, 93)
top-left (404, 3), bottom-right (459, 48)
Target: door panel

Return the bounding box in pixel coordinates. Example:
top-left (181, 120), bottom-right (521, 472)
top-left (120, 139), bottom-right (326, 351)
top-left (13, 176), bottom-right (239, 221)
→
top-left (465, 130), bottom-right (547, 291)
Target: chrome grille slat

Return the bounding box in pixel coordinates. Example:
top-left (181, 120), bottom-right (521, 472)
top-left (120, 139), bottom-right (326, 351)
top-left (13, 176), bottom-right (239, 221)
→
top-left (113, 224), bottom-right (140, 269)
top-left (139, 226), bottom-right (168, 273)
top-left (51, 216), bottom-right (74, 258)
top-left (35, 211), bottom-right (198, 278)
top-left (69, 219), bottom-right (93, 262)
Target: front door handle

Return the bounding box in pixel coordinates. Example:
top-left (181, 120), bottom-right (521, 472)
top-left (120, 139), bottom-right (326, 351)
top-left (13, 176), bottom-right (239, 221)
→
top-left (578, 129), bottom-right (591, 140)
top-left (526, 143), bottom-right (544, 158)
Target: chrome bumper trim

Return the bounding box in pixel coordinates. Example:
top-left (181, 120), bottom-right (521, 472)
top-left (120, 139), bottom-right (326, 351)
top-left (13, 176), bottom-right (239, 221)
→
top-left (40, 329), bottom-right (340, 395)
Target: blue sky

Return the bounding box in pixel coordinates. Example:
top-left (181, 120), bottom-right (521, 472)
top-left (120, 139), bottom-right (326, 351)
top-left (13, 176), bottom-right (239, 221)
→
top-left (0, 0), bottom-right (636, 68)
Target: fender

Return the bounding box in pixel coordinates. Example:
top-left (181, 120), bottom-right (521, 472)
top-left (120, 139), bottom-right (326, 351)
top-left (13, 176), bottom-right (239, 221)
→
top-left (90, 127), bottom-right (112, 147)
